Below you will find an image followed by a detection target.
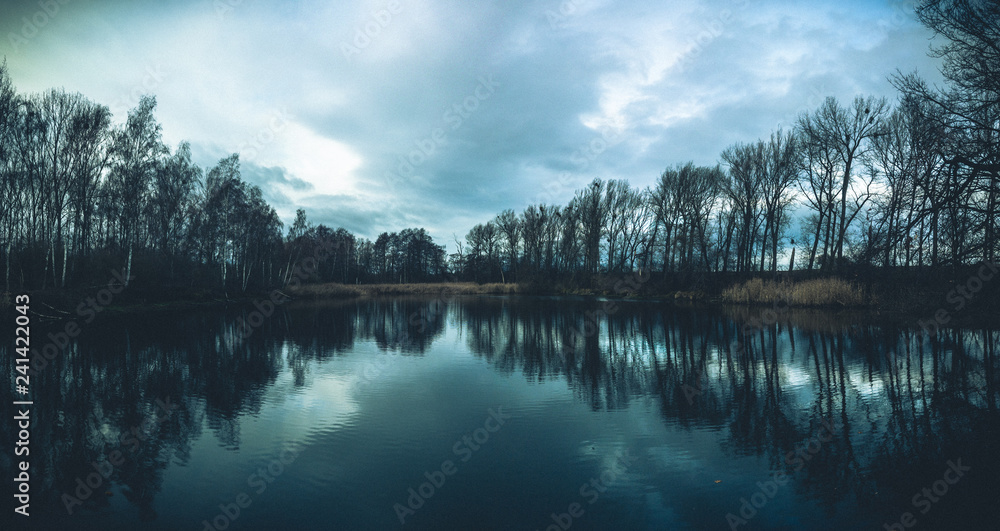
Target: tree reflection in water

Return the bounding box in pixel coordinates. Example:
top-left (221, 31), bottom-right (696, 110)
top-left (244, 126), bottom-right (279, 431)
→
top-left (1, 295), bottom-right (996, 528)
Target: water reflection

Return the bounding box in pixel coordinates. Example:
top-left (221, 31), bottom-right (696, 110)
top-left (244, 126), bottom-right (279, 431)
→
top-left (459, 297), bottom-right (999, 527)
top-left (1, 295), bottom-right (997, 529)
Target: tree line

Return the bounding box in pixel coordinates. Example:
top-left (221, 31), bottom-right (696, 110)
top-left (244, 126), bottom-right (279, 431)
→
top-left (454, 0), bottom-right (1000, 283)
top-left (0, 68), bottom-right (449, 294)
top-left (1, 0), bottom-right (996, 294)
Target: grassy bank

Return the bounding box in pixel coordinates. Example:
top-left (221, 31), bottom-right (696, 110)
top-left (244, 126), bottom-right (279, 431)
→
top-left (283, 277), bottom-right (873, 307)
top-left (6, 266), bottom-right (997, 319)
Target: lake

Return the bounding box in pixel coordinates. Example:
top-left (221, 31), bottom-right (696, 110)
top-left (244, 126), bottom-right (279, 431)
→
top-left (2, 294), bottom-right (998, 530)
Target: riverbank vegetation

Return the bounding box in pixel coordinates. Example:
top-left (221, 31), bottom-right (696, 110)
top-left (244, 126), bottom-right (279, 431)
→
top-left (720, 278), bottom-right (872, 307)
top-left (1, 2), bottom-right (997, 312)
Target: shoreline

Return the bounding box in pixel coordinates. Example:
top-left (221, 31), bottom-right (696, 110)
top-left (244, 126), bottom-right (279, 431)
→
top-left (4, 274), bottom-right (999, 328)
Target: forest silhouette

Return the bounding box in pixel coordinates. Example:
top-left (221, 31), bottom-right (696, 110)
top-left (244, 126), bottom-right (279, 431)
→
top-left (0, 1), bottom-right (997, 305)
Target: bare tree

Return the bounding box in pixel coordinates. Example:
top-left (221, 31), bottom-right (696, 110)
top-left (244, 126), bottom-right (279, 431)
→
top-left (573, 180), bottom-right (606, 275)
top-left (801, 96), bottom-right (889, 267)
top-left (760, 130), bottom-right (800, 272)
top-left (495, 208), bottom-right (520, 282)
top-left (894, 0), bottom-right (1000, 262)
top-left (721, 141), bottom-right (765, 273)
top-left (107, 95), bottom-right (167, 285)
top-left (150, 142), bottom-right (200, 278)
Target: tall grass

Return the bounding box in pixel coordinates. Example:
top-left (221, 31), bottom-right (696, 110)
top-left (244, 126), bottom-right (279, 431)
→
top-left (721, 277), bottom-right (872, 307)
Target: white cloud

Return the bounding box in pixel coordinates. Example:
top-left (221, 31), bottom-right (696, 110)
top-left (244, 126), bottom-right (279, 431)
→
top-left (0, 0), bottom-right (943, 247)
top-left (278, 123), bottom-right (364, 199)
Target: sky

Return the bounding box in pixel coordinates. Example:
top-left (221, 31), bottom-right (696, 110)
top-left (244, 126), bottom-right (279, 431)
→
top-left (0, 0), bottom-right (945, 251)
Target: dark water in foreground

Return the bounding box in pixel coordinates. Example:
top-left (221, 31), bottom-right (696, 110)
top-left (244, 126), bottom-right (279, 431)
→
top-left (2, 295), bottom-right (998, 530)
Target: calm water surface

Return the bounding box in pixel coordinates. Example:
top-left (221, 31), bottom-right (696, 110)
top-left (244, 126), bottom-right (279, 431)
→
top-left (2, 295), bottom-right (998, 530)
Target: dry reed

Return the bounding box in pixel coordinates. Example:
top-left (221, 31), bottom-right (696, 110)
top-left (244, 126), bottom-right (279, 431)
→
top-left (721, 277), bottom-right (872, 307)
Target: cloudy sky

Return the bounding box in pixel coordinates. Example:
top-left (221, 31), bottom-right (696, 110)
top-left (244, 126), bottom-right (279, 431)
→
top-left (1, 0), bottom-right (944, 249)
